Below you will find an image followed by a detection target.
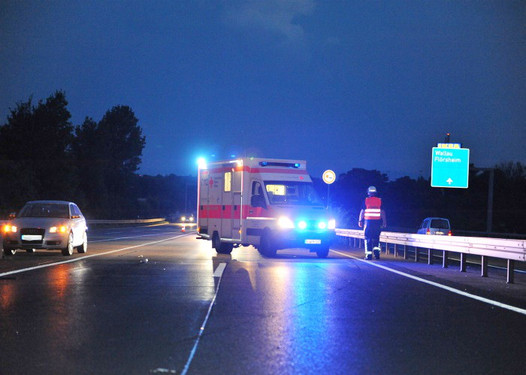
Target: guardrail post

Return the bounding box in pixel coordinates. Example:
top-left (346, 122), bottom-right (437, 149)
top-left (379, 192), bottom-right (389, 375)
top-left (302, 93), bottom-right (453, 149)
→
top-left (460, 253), bottom-right (467, 272)
top-left (415, 247), bottom-right (419, 262)
top-left (442, 251), bottom-right (448, 268)
top-left (507, 260), bottom-right (515, 284)
top-left (394, 244), bottom-right (397, 258)
top-left (403, 245), bottom-right (408, 260)
top-left (481, 256), bottom-right (488, 277)
top-left (427, 249), bottom-right (433, 265)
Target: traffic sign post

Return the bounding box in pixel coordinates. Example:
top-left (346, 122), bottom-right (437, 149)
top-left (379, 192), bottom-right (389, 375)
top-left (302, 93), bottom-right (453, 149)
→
top-left (431, 147), bottom-right (470, 188)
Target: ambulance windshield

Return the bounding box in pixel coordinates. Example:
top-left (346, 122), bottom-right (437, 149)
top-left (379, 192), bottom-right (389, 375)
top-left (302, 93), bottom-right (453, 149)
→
top-left (264, 181), bottom-right (323, 206)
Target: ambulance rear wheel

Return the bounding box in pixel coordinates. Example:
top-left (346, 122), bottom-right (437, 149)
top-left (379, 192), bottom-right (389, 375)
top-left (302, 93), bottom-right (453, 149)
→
top-left (259, 231), bottom-right (277, 257)
top-left (218, 242), bottom-right (233, 254)
top-left (212, 232), bottom-right (220, 250)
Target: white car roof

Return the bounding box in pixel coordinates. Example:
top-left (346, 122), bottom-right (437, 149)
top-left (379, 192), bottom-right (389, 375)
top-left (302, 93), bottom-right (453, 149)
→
top-left (26, 200), bottom-right (76, 205)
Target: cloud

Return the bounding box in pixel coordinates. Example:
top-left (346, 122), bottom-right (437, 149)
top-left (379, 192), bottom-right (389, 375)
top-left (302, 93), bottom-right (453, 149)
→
top-left (224, 0), bottom-right (315, 45)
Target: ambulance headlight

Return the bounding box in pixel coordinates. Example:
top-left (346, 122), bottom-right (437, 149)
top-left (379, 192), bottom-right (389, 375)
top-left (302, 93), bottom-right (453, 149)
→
top-left (278, 216), bottom-right (295, 229)
top-left (317, 221), bottom-right (327, 230)
top-left (328, 219), bottom-right (336, 230)
top-left (297, 220), bottom-right (307, 230)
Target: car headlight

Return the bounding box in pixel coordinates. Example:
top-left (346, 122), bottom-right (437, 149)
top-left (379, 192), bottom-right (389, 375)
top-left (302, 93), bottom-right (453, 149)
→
top-left (278, 216), bottom-right (295, 229)
top-left (328, 219), bottom-right (336, 230)
top-left (3, 224), bottom-right (17, 233)
top-left (50, 225), bottom-right (68, 233)
top-left (317, 221), bottom-right (327, 230)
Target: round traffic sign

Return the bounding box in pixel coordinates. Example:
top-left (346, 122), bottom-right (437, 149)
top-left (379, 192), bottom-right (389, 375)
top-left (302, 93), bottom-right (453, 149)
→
top-left (322, 169), bottom-right (336, 184)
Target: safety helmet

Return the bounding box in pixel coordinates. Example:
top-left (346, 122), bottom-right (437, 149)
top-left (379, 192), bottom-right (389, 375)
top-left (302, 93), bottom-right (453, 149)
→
top-left (367, 186), bottom-right (377, 195)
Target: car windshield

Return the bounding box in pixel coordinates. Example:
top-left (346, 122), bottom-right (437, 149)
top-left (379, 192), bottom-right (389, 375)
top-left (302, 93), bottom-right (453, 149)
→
top-left (264, 181), bottom-right (323, 206)
top-left (19, 203), bottom-right (70, 218)
top-left (431, 219), bottom-right (450, 229)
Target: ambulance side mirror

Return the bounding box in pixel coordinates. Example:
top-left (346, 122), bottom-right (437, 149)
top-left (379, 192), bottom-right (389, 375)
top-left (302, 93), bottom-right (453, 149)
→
top-left (251, 195), bottom-right (266, 209)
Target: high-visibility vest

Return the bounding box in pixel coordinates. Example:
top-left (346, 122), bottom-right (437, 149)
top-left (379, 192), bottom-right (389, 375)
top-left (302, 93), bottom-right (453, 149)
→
top-left (364, 196), bottom-right (382, 220)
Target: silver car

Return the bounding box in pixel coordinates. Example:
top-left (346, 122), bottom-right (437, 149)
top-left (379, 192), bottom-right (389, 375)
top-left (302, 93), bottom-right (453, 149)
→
top-left (417, 217), bottom-right (452, 236)
top-left (2, 200), bottom-right (88, 256)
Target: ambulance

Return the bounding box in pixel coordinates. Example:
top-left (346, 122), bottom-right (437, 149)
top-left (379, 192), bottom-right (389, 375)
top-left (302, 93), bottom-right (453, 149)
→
top-left (197, 157), bottom-right (335, 258)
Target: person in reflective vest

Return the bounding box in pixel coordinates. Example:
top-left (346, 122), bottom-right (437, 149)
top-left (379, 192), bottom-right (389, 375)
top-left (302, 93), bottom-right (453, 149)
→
top-left (358, 186), bottom-right (387, 260)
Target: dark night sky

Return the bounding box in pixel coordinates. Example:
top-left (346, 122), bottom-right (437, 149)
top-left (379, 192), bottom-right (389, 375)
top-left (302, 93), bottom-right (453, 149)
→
top-left (1, 1), bottom-right (524, 180)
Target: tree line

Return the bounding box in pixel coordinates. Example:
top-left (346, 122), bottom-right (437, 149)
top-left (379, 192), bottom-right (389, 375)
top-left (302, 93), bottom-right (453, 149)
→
top-left (1, 91), bottom-right (524, 234)
top-left (0, 91), bottom-right (144, 218)
top-left (0, 91), bottom-right (196, 220)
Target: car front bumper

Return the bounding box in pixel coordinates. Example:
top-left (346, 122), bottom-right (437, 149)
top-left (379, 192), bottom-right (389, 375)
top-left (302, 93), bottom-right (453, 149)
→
top-left (3, 231), bottom-right (68, 250)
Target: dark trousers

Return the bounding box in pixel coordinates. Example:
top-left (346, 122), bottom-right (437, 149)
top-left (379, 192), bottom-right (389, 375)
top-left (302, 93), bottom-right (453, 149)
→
top-left (364, 220), bottom-right (382, 252)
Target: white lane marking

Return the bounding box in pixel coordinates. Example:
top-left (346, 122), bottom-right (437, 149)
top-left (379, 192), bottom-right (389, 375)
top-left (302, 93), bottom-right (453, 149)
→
top-left (181, 263), bottom-right (227, 375)
top-left (213, 262), bottom-right (226, 278)
top-left (332, 250), bottom-right (526, 316)
top-left (0, 236), bottom-right (181, 278)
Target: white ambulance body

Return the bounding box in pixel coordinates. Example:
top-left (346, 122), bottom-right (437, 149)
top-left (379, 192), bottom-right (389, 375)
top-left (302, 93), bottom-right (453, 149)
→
top-left (197, 158), bottom-right (335, 258)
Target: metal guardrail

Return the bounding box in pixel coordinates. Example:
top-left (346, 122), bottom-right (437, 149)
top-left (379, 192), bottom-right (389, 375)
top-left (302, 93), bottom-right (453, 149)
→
top-left (86, 218), bottom-right (166, 225)
top-left (335, 229), bottom-right (526, 283)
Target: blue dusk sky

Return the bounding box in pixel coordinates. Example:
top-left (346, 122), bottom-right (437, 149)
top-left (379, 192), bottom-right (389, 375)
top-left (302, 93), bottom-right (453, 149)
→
top-left (1, 0), bottom-right (524, 180)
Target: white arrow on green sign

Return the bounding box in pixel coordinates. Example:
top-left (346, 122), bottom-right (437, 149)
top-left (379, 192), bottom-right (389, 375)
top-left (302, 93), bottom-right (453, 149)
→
top-left (431, 147), bottom-right (470, 188)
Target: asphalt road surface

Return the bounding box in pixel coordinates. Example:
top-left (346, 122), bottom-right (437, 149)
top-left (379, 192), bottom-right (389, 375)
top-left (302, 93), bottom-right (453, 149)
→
top-left (1, 224), bottom-right (525, 374)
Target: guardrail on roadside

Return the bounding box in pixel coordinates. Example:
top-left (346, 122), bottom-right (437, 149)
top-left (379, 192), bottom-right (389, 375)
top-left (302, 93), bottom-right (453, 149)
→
top-left (335, 229), bottom-right (526, 284)
top-left (87, 218), bottom-right (166, 226)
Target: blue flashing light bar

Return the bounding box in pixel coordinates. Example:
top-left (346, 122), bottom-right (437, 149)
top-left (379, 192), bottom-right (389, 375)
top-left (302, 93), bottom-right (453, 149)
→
top-left (259, 161), bottom-right (301, 168)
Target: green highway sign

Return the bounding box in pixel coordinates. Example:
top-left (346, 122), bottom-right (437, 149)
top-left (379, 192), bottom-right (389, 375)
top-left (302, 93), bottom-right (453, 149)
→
top-left (431, 147), bottom-right (470, 188)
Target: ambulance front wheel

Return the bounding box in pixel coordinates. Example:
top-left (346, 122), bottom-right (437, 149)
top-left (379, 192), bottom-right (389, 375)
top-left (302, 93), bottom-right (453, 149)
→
top-left (259, 230), bottom-right (277, 257)
top-left (316, 245), bottom-right (330, 258)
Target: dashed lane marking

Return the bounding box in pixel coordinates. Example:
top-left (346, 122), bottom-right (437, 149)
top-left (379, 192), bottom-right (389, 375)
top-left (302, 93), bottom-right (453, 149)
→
top-left (181, 262), bottom-right (227, 375)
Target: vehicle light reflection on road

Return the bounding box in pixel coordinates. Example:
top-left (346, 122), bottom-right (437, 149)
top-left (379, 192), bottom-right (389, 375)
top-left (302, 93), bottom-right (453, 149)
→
top-left (288, 264), bottom-right (332, 367)
top-left (43, 264), bottom-right (93, 367)
top-left (257, 261), bottom-right (347, 373)
top-left (0, 282), bottom-right (15, 310)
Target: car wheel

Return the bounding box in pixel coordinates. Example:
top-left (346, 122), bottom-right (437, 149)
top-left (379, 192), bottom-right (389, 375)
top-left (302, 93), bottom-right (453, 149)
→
top-left (77, 232), bottom-right (88, 253)
top-left (259, 230), bottom-right (277, 257)
top-left (3, 246), bottom-right (16, 256)
top-left (62, 232), bottom-right (74, 256)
